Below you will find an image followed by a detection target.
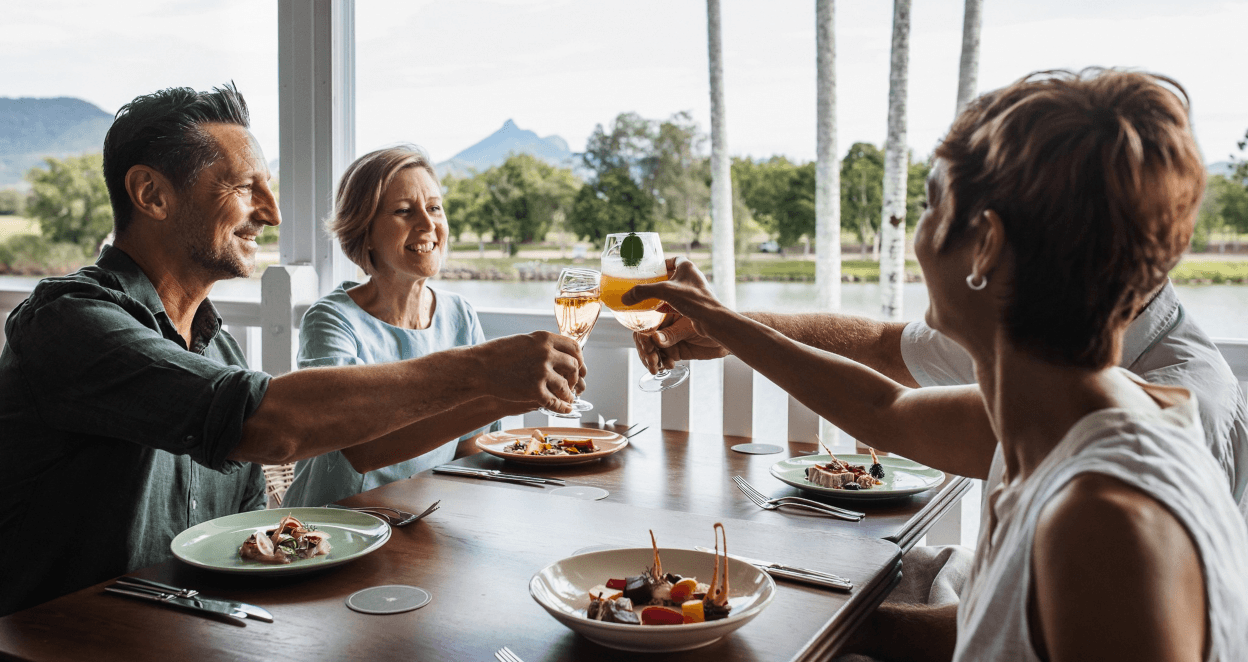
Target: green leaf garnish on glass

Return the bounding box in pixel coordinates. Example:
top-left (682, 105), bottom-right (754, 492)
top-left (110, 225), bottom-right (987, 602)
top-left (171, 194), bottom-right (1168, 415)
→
top-left (621, 232), bottom-right (644, 267)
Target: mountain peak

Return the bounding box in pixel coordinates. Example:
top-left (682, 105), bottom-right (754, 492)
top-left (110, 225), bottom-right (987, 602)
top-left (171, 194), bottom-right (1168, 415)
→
top-left (436, 119), bottom-right (575, 179)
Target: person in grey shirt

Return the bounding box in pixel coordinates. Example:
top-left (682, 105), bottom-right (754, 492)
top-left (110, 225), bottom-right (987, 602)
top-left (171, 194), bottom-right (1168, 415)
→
top-left (0, 84), bottom-right (585, 616)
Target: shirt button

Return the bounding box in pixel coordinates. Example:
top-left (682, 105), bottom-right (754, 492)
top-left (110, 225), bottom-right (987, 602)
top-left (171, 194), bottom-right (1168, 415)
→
top-left (192, 499), bottom-right (198, 510)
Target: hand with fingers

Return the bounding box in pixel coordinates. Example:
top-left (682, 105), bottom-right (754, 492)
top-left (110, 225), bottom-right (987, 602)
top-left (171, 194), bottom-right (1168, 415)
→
top-left (622, 257), bottom-right (732, 374)
top-left (476, 331), bottom-right (587, 414)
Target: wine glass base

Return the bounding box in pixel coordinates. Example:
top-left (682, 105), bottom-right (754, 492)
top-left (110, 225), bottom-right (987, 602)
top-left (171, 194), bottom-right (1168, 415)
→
top-left (537, 407), bottom-right (581, 419)
top-left (638, 365), bottom-right (689, 393)
top-left (539, 397), bottom-right (593, 419)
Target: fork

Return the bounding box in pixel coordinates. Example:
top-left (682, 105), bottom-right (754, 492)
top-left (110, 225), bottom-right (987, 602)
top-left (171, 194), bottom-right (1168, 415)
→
top-left (495, 646), bottom-right (524, 662)
top-left (327, 501), bottom-right (439, 526)
top-left (732, 476), bottom-right (865, 521)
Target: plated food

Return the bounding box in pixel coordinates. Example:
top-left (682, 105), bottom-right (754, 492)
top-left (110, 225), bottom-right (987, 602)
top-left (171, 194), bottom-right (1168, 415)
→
top-left (171, 507), bottom-right (391, 576)
top-left (503, 429), bottom-right (599, 456)
top-left (585, 526), bottom-right (732, 626)
top-left (529, 528), bottom-right (776, 652)
top-left (239, 513), bottom-right (331, 565)
top-left (771, 453), bottom-right (945, 500)
top-left (476, 427), bottom-right (628, 466)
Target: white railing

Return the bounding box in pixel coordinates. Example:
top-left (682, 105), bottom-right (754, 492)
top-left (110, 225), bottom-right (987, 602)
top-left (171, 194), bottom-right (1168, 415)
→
top-left (7, 265), bottom-right (1248, 548)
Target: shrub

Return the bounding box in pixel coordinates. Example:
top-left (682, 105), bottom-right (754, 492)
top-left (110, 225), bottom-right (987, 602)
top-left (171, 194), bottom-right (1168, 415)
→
top-left (0, 234), bottom-right (89, 275)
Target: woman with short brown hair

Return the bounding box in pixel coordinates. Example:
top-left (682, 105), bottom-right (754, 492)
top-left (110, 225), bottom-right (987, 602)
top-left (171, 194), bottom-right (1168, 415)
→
top-left (283, 145), bottom-right (525, 507)
top-left (623, 69), bottom-right (1248, 660)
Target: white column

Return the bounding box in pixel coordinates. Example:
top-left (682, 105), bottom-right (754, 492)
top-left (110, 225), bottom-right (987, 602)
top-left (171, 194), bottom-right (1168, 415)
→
top-left (278, 0), bottom-right (357, 297)
top-left (814, 0), bottom-right (841, 312)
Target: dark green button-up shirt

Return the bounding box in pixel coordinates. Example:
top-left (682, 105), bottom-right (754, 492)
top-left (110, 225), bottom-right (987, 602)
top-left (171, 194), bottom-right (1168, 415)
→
top-left (0, 246), bottom-right (271, 615)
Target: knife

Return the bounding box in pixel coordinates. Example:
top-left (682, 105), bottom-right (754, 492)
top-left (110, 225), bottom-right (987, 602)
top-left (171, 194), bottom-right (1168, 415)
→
top-left (114, 577), bottom-right (274, 622)
top-left (693, 547), bottom-right (853, 592)
top-left (106, 585), bottom-right (249, 622)
top-left (433, 466), bottom-right (565, 485)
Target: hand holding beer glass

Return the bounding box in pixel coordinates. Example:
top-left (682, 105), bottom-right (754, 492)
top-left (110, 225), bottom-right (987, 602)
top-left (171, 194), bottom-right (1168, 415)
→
top-left (599, 232), bottom-right (689, 392)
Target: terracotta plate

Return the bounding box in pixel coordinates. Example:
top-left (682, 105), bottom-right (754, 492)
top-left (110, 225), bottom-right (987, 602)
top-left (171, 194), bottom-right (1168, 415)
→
top-left (476, 427), bottom-right (628, 465)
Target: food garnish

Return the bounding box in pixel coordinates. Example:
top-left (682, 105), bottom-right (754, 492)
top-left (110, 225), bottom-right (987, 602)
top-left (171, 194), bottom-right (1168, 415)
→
top-left (239, 513), bottom-right (331, 565)
top-left (585, 525), bottom-right (732, 626)
top-left (805, 445), bottom-right (884, 490)
top-left (503, 429), bottom-right (599, 456)
top-left (868, 447), bottom-right (886, 481)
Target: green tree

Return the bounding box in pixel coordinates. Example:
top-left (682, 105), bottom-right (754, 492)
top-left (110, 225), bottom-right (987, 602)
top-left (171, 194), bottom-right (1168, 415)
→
top-left (906, 156), bottom-right (932, 229)
top-left (25, 153), bottom-right (111, 253)
top-left (0, 189), bottom-right (26, 216)
top-left (444, 155), bottom-right (580, 253)
top-left (840, 143), bottom-right (885, 256)
top-left (651, 112), bottom-right (711, 246)
top-left (568, 167), bottom-right (656, 243)
top-left (444, 172), bottom-right (490, 242)
top-left (732, 156), bottom-right (815, 247)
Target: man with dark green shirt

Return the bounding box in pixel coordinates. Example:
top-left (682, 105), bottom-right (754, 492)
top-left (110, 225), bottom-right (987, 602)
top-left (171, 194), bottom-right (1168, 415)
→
top-left (0, 84), bottom-right (587, 615)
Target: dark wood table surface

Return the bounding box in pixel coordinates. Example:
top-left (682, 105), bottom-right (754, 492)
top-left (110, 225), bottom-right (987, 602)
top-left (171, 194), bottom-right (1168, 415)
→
top-left (0, 473), bottom-right (901, 662)
top-left (449, 427), bottom-right (973, 552)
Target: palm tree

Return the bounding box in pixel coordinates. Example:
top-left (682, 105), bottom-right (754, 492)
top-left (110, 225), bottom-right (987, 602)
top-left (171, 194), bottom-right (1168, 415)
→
top-left (879, 0), bottom-right (910, 321)
top-left (956, 0), bottom-right (983, 115)
top-left (707, 0), bottom-right (736, 308)
top-left (815, 0), bottom-right (841, 311)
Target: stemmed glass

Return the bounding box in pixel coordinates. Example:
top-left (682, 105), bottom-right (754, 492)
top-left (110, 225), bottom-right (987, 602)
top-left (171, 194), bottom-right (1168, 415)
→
top-left (538, 267), bottom-right (603, 418)
top-left (599, 232), bottom-right (689, 392)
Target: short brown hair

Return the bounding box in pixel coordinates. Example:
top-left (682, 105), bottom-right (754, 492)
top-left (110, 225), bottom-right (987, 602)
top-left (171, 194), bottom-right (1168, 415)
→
top-left (934, 68), bottom-right (1205, 369)
top-left (330, 144), bottom-right (440, 274)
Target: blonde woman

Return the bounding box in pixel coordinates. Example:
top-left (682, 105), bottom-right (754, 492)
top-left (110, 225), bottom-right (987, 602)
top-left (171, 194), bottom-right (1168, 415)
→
top-left (284, 145), bottom-right (553, 506)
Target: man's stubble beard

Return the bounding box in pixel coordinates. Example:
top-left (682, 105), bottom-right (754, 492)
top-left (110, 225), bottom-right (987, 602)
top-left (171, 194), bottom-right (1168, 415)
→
top-left (174, 202), bottom-right (254, 280)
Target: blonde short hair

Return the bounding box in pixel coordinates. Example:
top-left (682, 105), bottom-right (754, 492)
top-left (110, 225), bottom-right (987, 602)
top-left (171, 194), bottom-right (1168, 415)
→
top-left (330, 144), bottom-right (440, 275)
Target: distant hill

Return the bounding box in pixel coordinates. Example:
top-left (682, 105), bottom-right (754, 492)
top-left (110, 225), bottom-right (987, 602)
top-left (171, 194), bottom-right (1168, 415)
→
top-left (0, 97), bottom-right (113, 188)
top-left (436, 119), bottom-right (576, 179)
top-left (1209, 161), bottom-right (1239, 178)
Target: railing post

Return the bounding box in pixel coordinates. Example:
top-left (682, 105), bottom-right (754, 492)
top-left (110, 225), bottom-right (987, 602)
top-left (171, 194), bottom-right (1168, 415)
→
top-left (661, 362), bottom-right (691, 431)
top-left (723, 355), bottom-right (754, 438)
top-left (261, 265), bottom-right (319, 376)
top-left (788, 395), bottom-right (819, 443)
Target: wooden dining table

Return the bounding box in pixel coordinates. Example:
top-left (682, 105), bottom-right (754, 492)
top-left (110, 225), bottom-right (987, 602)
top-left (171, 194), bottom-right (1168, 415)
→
top-left (0, 427), bottom-right (971, 662)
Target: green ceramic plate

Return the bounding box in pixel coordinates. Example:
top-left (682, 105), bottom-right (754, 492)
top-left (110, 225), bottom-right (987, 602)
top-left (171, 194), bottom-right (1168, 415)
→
top-left (770, 454), bottom-right (945, 500)
top-left (170, 507), bottom-right (391, 576)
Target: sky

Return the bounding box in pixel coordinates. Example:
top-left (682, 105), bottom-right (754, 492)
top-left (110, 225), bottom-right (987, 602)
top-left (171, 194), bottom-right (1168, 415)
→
top-left (3, 0), bottom-right (1247, 167)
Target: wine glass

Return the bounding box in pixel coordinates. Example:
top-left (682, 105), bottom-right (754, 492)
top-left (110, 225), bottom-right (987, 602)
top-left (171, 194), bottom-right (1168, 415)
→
top-left (538, 267), bottom-right (602, 418)
top-left (599, 232), bottom-right (689, 392)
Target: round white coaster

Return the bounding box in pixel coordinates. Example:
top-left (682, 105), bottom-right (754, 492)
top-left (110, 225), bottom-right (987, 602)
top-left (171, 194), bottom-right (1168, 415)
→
top-left (731, 443), bottom-right (784, 455)
top-left (549, 486), bottom-right (610, 501)
top-left (345, 585), bottom-right (432, 615)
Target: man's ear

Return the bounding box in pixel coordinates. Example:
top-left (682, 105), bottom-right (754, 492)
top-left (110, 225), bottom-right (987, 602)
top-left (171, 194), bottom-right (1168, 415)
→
top-left (125, 165), bottom-right (175, 222)
top-left (971, 209), bottom-right (1006, 280)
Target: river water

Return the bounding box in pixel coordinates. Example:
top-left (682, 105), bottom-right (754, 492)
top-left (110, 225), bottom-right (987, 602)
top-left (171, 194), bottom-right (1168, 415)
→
top-left (3, 276), bottom-right (1245, 338)
top-left (429, 280), bottom-right (1248, 339)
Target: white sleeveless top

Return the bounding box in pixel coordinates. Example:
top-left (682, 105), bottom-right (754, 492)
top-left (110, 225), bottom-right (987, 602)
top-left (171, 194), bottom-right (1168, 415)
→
top-left (954, 372), bottom-right (1248, 661)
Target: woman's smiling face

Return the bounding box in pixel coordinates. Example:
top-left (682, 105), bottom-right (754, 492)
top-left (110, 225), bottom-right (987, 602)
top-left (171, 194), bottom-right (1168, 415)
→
top-left (367, 166), bottom-right (449, 283)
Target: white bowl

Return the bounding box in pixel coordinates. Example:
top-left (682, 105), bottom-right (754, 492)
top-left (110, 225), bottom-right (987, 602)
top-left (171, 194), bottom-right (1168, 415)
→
top-left (529, 547), bottom-right (776, 652)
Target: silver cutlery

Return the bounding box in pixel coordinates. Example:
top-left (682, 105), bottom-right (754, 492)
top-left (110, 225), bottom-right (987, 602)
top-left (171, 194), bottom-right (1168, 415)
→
top-left (732, 475), bottom-right (865, 521)
top-left (693, 546), bottom-right (853, 592)
top-left (327, 501), bottom-right (439, 526)
top-left (433, 465), bottom-right (565, 486)
top-left (624, 425), bottom-right (649, 439)
top-left (495, 646), bottom-right (525, 662)
top-left (112, 577), bottom-right (274, 621)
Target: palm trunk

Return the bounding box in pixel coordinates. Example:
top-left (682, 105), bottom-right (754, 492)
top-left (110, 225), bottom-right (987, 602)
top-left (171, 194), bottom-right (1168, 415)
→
top-left (815, 0), bottom-right (841, 311)
top-left (879, 0), bottom-right (910, 321)
top-left (955, 0), bottom-right (983, 115)
top-left (707, 0), bottom-right (736, 308)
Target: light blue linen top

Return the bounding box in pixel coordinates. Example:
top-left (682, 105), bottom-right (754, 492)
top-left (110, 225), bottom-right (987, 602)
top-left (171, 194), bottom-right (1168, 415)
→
top-left (282, 281), bottom-right (498, 507)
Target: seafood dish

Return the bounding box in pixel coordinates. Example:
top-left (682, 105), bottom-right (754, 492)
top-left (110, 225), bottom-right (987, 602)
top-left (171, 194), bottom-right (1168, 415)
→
top-left (503, 428), bottom-right (599, 456)
top-left (805, 451), bottom-right (884, 491)
top-left (585, 524), bottom-right (732, 626)
top-left (239, 513), bottom-right (332, 565)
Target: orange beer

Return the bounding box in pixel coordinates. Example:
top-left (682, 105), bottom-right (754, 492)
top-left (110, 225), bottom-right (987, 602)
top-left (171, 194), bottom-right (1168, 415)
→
top-left (599, 273), bottom-right (668, 312)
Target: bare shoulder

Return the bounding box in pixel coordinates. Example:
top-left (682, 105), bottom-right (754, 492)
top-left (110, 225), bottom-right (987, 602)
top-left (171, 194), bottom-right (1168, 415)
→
top-left (1032, 473), bottom-right (1206, 662)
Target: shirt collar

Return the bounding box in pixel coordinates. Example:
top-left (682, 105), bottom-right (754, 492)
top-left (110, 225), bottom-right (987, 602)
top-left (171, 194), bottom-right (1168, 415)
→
top-left (95, 245), bottom-right (224, 352)
top-left (1120, 280), bottom-right (1183, 370)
